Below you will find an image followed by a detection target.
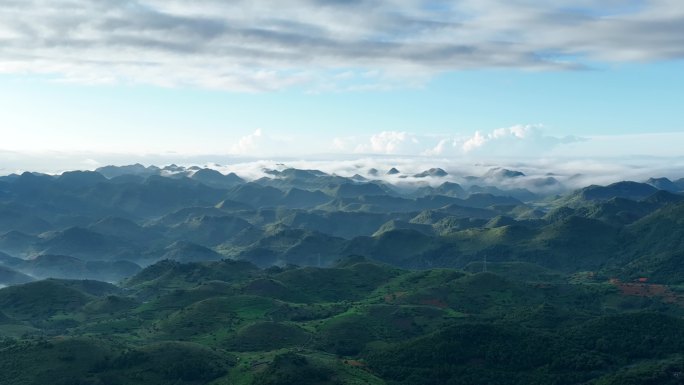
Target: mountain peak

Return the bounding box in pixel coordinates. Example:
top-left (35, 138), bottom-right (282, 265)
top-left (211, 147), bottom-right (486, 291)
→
top-left (485, 167), bottom-right (525, 179)
top-left (414, 168), bottom-right (448, 178)
top-left (646, 177), bottom-right (680, 192)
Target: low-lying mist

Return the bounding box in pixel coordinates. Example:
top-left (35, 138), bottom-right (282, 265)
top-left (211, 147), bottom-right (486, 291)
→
top-left (3, 150), bottom-right (684, 195)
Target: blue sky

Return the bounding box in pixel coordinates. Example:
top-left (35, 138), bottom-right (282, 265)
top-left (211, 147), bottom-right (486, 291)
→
top-left (0, 0), bottom-right (683, 168)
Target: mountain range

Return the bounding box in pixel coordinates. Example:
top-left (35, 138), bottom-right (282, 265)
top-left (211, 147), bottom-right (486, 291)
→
top-left (1, 163), bottom-right (684, 384)
top-left (1, 164), bottom-right (682, 283)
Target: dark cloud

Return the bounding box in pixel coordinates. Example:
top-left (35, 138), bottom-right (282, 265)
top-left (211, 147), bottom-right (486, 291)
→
top-left (0, 0), bottom-right (682, 90)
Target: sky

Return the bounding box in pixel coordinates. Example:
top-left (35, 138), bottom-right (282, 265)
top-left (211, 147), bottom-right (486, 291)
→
top-left (0, 0), bottom-right (683, 173)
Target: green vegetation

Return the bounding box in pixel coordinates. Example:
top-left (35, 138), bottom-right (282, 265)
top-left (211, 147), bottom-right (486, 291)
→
top-left (2, 165), bottom-right (684, 383)
top-left (1, 257), bottom-right (683, 384)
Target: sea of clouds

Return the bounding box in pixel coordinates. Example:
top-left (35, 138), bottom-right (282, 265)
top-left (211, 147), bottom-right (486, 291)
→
top-left (3, 149), bottom-right (684, 195)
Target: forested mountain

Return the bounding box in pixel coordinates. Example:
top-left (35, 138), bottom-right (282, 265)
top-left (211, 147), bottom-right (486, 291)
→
top-left (1, 164), bottom-right (684, 384)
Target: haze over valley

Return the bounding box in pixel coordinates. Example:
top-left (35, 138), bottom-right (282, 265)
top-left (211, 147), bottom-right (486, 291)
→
top-left (2, 0), bottom-right (684, 383)
top-left (2, 161), bottom-right (684, 383)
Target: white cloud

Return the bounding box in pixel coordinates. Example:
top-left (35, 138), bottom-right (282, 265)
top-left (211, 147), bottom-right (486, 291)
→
top-left (230, 129), bottom-right (263, 155)
top-left (355, 131), bottom-right (420, 154)
top-left (206, 155), bottom-right (684, 194)
top-left (5, 147), bottom-right (684, 195)
top-left (332, 125), bottom-right (582, 157)
top-left (81, 158), bottom-right (101, 168)
top-left (0, 1), bottom-right (682, 91)
top-left (4, 131), bottom-right (684, 181)
top-left (422, 138), bottom-right (454, 156)
top-left (332, 131), bottom-right (425, 155)
top-left (462, 131), bottom-right (488, 153)
top-left (332, 136), bottom-right (357, 152)
top-left (228, 129), bottom-right (305, 156)
top-left (459, 124), bottom-right (584, 155)
top-left (463, 124), bottom-right (541, 153)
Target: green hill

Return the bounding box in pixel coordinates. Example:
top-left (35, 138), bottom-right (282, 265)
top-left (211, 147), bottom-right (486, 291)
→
top-left (343, 229), bottom-right (438, 267)
top-left (0, 338), bottom-right (233, 385)
top-left (224, 321), bottom-right (311, 351)
top-left (37, 227), bottom-right (137, 261)
top-left (373, 220), bottom-right (434, 237)
top-left (123, 259), bottom-right (259, 291)
top-left (0, 265), bottom-right (34, 286)
top-left (160, 241), bottom-right (224, 263)
top-left (0, 259), bottom-right (683, 384)
top-left (0, 279), bottom-right (118, 321)
top-left (155, 295), bottom-right (280, 340)
top-left (612, 202), bottom-right (684, 283)
top-left (274, 262), bottom-right (401, 302)
top-left (529, 216), bottom-right (621, 270)
top-left (89, 216), bottom-right (163, 245)
top-left (463, 261), bottom-right (565, 283)
top-left (625, 201), bottom-right (684, 256)
top-left (154, 206), bottom-right (233, 226)
top-left (19, 254), bottom-right (141, 282)
top-left (235, 227), bottom-right (347, 267)
top-left (167, 215), bottom-right (254, 246)
top-left (4, 166), bottom-right (684, 383)
top-left (0, 231), bottom-right (38, 257)
top-left (561, 181), bottom-right (659, 207)
top-left (279, 211), bottom-right (397, 239)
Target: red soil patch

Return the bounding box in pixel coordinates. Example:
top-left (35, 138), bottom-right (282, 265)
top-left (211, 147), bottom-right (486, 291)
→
top-left (343, 359), bottom-right (367, 368)
top-left (610, 278), bottom-right (683, 305)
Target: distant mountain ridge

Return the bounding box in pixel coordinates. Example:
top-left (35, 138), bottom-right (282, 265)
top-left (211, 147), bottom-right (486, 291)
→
top-left (0, 163), bottom-right (682, 285)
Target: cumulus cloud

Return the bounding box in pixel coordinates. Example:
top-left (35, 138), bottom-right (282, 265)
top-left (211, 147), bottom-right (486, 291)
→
top-left (332, 136), bottom-right (358, 152)
top-left (0, 0), bottom-right (682, 91)
top-left (333, 131), bottom-right (423, 155)
top-left (338, 125), bottom-right (582, 157)
top-left (462, 132), bottom-right (488, 153)
top-left (228, 129), bottom-right (307, 156)
top-left (355, 131), bottom-right (421, 154)
top-left (422, 138), bottom-right (452, 156)
top-left (422, 125), bottom-right (585, 157)
top-left (459, 125), bottom-right (585, 155)
top-left (230, 129), bottom-right (264, 155)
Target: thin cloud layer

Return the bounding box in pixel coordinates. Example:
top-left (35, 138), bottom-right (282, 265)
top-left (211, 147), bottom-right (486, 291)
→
top-left (3, 148), bottom-right (684, 195)
top-left (1, 0), bottom-right (683, 90)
